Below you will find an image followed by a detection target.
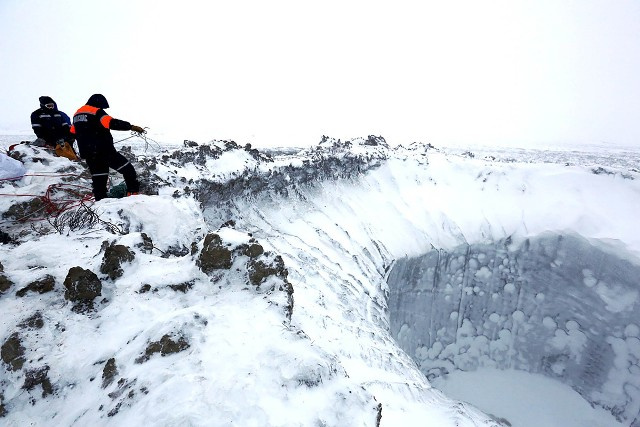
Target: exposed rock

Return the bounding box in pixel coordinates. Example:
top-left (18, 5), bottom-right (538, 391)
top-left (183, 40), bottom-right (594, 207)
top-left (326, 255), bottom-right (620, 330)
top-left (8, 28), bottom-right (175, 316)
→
top-left (136, 233), bottom-right (154, 254)
top-left (281, 280), bottom-right (295, 320)
top-left (0, 391), bottom-right (5, 417)
top-left (135, 334), bottom-right (190, 364)
top-left (138, 284), bottom-right (152, 294)
top-left (2, 198), bottom-right (46, 221)
top-left (168, 281), bottom-right (194, 293)
top-left (108, 377), bottom-right (136, 400)
top-left (246, 253), bottom-right (294, 319)
top-left (236, 243), bottom-right (264, 259)
top-left (488, 415), bottom-right (512, 427)
top-left (162, 245), bottom-right (190, 258)
top-left (23, 366), bottom-right (53, 397)
top-left (0, 261), bottom-right (3, 272)
top-left (197, 233), bottom-right (232, 273)
top-left (63, 267), bottom-right (102, 308)
top-left (100, 243), bottom-right (135, 280)
top-left (365, 135), bottom-right (388, 147)
top-left (164, 143), bottom-right (223, 167)
top-left (1, 333), bottom-right (25, 371)
top-left (592, 167), bottom-right (615, 176)
top-left (19, 312), bottom-right (44, 330)
top-left (102, 358), bottom-right (118, 388)
top-left (221, 219), bottom-right (236, 228)
top-left (7, 148), bottom-right (25, 162)
top-left (104, 377), bottom-right (145, 417)
top-left (16, 275), bottom-right (55, 297)
top-left (247, 254), bottom-right (287, 286)
top-left (0, 274), bottom-right (13, 294)
top-left (195, 144), bottom-right (383, 207)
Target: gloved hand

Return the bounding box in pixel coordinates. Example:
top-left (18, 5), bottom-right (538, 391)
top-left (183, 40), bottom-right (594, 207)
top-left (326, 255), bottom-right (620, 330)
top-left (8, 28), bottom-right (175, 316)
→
top-left (32, 138), bottom-right (46, 147)
top-left (131, 125), bottom-right (145, 134)
top-left (56, 138), bottom-right (65, 146)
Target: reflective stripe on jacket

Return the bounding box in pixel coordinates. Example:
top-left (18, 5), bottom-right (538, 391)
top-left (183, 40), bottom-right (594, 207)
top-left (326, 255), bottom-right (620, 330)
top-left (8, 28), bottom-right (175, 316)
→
top-left (71, 105), bottom-right (131, 157)
top-left (30, 108), bottom-right (71, 145)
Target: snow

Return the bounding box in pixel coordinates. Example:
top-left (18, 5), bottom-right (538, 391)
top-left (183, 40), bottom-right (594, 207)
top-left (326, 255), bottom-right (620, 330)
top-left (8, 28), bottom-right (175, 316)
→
top-left (1, 196), bottom-right (375, 425)
top-left (431, 368), bottom-right (626, 427)
top-left (99, 196), bottom-right (207, 250)
top-left (1, 134), bottom-right (640, 426)
top-left (0, 154), bottom-right (25, 180)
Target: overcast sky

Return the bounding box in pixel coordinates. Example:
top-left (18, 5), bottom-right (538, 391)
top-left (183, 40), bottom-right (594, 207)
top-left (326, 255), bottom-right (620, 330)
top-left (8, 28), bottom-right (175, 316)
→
top-left (1, 0), bottom-right (639, 149)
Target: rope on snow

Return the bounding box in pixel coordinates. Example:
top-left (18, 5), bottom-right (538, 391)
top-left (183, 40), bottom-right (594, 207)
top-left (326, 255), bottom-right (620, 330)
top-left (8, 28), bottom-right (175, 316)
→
top-left (0, 173), bottom-right (93, 222)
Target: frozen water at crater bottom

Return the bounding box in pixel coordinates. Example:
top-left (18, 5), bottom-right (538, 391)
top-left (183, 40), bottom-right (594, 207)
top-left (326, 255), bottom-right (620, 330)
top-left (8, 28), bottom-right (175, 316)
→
top-left (387, 233), bottom-right (640, 426)
top-left (431, 368), bottom-right (625, 427)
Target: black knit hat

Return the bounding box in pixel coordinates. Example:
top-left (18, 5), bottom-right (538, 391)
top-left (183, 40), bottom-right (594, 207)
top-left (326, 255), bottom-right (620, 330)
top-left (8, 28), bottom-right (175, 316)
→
top-left (86, 94), bottom-right (109, 109)
top-left (39, 96), bottom-right (56, 108)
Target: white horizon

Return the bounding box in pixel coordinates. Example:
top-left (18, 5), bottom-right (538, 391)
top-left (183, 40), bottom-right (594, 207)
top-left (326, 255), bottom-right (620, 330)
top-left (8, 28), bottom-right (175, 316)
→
top-left (1, 0), bottom-right (639, 149)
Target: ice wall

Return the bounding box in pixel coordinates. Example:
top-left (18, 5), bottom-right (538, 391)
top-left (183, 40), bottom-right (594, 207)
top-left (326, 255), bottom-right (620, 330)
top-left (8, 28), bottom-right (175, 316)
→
top-left (388, 233), bottom-right (640, 425)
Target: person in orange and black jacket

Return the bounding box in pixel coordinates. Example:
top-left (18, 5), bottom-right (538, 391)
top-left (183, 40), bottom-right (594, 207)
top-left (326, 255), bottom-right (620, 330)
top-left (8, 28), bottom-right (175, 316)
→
top-left (31, 96), bottom-right (74, 148)
top-left (71, 94), bottom-right (145, 201)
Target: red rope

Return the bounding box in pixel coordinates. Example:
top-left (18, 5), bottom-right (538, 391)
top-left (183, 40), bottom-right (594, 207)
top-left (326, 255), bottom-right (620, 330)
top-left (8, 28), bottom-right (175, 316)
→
top-left (39, 183), bottom-right (94, 218)
top-left (24, 173), bottom-right (84, 178)
top-left (0, 173), bottom-right (94, 222)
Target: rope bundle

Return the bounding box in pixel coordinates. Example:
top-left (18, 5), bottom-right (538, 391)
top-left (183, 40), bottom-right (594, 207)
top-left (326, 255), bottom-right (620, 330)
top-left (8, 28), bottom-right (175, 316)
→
top-left (0, 174), bottom-right (93, 222)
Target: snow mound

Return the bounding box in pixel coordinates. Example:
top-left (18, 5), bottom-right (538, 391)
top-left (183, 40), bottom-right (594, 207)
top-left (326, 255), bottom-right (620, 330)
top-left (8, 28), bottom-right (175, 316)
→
top-left (0, 190), bottom-right (379, 426)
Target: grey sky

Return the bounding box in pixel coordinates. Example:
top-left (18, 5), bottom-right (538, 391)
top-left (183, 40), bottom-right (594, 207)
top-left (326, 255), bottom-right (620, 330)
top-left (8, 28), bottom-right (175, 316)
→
top-left (1, 0), bottom-right (639, 148)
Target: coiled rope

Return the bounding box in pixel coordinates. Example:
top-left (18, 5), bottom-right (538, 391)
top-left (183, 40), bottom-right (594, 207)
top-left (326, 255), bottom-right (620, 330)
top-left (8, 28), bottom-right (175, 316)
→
top-left (115, 129), bottom-right (164, 152)
top-left (2, 128), bottom-right (165, 222)
top-left (0, 173), bottom-right (93, 222)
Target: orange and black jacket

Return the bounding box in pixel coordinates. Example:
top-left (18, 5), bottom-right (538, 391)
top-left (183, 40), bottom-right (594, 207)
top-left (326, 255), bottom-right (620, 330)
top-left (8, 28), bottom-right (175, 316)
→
top-left (71, 94), bottom-right (133, 158)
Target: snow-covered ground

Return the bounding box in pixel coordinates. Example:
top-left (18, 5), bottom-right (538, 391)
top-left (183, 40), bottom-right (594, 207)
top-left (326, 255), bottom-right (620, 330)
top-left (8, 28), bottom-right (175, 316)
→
top-left (1, 134), bottom-right (639, 426)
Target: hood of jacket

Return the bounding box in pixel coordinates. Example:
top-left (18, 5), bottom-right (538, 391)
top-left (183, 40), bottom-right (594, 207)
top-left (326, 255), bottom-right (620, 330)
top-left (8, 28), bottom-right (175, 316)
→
top-left (86, 94), bottom-right (109, 109)
top-left (39, 96), bottom-right (57, 110)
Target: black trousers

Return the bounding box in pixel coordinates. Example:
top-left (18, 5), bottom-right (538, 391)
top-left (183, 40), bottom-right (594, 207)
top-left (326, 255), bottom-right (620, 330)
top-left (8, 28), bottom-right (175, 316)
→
top-left (85, 150), bottom-right (139, 201)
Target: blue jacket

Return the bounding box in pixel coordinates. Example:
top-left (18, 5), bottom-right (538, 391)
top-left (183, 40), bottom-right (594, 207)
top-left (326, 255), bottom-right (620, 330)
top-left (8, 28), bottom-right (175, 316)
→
top-left (30, 96), bottom-right (73, 146)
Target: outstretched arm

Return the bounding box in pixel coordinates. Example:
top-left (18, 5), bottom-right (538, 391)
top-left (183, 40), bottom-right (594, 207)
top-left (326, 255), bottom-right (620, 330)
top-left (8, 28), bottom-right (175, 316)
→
top-left (95, 109), bottom-right (144, 133)
top-left (97, 109), bottom-right (132, 131)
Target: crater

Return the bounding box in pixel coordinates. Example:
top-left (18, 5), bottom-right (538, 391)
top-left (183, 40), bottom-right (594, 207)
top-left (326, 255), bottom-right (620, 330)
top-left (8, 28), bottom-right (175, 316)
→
top-left (387, 232), bottom-right (640, 426)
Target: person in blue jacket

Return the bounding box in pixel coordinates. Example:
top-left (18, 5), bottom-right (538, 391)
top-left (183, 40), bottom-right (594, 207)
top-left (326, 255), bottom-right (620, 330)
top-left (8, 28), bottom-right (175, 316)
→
top-left (30, 96), bottom-right (74, 148)
top-left (71, 94), bottom-right (145, 201)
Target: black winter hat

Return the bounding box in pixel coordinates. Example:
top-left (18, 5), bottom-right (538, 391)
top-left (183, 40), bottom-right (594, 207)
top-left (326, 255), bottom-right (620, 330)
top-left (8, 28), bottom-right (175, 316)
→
top-left (87, 94), bottom-right (109, 109)
top-left (39, 96), bottom-right (56, 108)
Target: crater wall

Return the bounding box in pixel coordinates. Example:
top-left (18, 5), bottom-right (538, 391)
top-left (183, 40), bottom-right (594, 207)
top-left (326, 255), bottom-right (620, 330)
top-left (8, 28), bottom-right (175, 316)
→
top-left (388, 233), bottom-right (640, 425)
